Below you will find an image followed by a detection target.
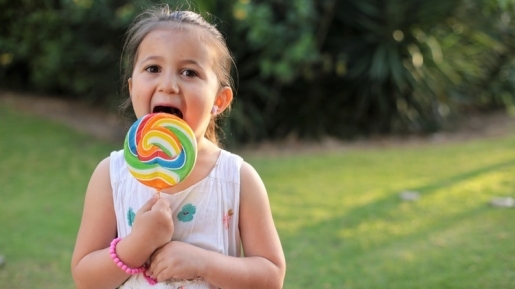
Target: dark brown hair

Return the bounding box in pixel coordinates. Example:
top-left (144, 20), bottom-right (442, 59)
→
top-left (120, 4), bottom-right (234, 146)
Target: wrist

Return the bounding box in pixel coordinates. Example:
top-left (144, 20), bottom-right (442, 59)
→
top-left (195, 246), bottom-right (212, 279)
top-left (115, 234), bottom-right (154, 268)
top-left (110, 237), bottom-right (158, 285)
top-left (110, 238), bottom-right (145, 275)
top-left (128, 228), bottom-right (167, 253)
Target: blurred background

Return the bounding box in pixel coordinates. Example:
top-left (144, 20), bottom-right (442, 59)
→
top-left (1, 0), bottom-right (514, 147)
top-left (1, 1), bottom-right (515, 289)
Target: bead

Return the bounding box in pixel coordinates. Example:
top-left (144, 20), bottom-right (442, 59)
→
top-left (144, 275), bottom-right (158, 285)
top-left (109, 237), bottom-right (146, 277)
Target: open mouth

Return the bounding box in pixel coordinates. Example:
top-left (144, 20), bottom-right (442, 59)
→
top-left (153, 106), bottom-right (183, 119)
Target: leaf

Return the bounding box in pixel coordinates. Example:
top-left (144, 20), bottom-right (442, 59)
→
top-left (370, 44), bottom-right (389, 81)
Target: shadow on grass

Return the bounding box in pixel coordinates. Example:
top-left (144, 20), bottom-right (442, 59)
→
top-left (281, 158), bottom-right (515, 288)
top-left (337, 157), bottom-right (515, 226)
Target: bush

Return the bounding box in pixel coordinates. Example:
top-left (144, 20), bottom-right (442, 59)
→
top-left (1, 0), bottom-right (514, 146)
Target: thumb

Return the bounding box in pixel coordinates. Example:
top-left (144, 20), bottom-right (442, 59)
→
top-left (138, 194), bottom-right (159, 214)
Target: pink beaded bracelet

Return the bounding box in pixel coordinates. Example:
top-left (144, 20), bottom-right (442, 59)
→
top-left (109, 237), bottom-right (145, 275)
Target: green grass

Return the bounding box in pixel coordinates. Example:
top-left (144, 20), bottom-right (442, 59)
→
top-left (1, 104), bottom-right (514, 289)
top-left (0, 105), bottom-right (117, 288)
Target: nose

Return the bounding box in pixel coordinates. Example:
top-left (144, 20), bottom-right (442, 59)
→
top-left (158, 73), bottom-right (179, 94)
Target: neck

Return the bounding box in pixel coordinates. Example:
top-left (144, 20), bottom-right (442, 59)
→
top-left (196, 137), bottom-right (220, 157)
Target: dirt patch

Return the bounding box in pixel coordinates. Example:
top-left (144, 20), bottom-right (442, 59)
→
top-left (240, 111), bottom-right (515, 156)
top-left (2, 90), bottom-right (515, 152)
top-left (1, 90), bottom-right (128, 143)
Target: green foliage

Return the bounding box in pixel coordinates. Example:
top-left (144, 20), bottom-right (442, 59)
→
top-left (443, 0), bottom-right (515, 110)
top-left (219, 0), bottom-right (515, 143)
top-left (0, 0), bottom-right (211, 105)
top-left (233, 0), bottom-right (318, 83)
top-left (220, 0), bottom-right (324, 143)
top-left (0, 0), bottom-right (125, 103)
top-left (0, 0), bottom-right (514, 145)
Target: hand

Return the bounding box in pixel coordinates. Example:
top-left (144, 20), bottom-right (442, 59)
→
top-left (146, 241), bottom-right (206, 282)
top-left (131, 194), bottom-right (174, 251)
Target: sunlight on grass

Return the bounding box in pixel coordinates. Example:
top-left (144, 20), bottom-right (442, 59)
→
top-left (337, 166), bottom-right (515, 248)
top-left (246, 133), bottom-right (515, 288)
top-left (1, 104), bottom-right (515, 289)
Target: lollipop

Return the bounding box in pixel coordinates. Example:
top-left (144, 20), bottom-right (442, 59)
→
top-left (124, 113), bottom-right (197, 192)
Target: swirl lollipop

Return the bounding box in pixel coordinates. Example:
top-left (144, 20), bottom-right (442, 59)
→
top-left (124, 113), bottom-right (197, 192)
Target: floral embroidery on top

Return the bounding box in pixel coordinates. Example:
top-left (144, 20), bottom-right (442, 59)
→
top-left (127, 207), bottom-right (135, 227)
top-left (223, 209), bottom-right (234, 230)
top-left (177, 203), bottom-right (196, 222)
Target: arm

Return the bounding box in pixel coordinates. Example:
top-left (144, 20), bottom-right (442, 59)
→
top-left (71, 157), bottom-right (174, 289)
top-left (148, 161), bottom-right (286, 289)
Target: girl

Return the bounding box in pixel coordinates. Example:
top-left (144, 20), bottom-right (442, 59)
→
top-left (71, 4), bottom-right (286, 289)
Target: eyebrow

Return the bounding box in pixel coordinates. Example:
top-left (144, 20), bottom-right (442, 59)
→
top-left (139, 56), bottom-right (203, 68)
top-left (181, 59), bottom-right (202, 67)
top-left (138, 55), bottom-right (163, 63)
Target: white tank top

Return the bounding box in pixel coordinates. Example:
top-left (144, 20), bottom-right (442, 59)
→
top-left (110, 149), bottom-right (243, 289)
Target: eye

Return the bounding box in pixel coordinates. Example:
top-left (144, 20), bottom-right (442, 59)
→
top-left (181, 69), bottom-right (198, 77)
top-left (145, 65), bottom-right (160, 73)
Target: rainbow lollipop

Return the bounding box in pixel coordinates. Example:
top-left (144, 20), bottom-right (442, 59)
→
top-left (124, 113), bottom-right (197, 192)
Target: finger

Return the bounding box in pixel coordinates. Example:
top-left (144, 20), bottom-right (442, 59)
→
top-left (148, 255), bottom-right (163, 279)
top-left (152, 198), bottom-right (171, 211)
top-left (152, 260), bottom-right (172, 283)
top-left (149, 246), bottom-right (163, 263)
top-left (137, 194), bottom-right (159, 214)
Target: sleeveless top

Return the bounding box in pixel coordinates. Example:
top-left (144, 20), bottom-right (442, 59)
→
top-left (110, 149), bottom-right (243, 289)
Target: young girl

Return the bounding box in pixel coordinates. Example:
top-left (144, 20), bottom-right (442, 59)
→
top-left (71, 4), bottom-right (286, 289)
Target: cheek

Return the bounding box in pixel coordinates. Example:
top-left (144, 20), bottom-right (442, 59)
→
top-left (131, 80), bottom-right (152, 101)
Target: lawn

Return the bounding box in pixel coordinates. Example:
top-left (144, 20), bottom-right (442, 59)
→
top-left (1, 104), bottom-right (514, 289)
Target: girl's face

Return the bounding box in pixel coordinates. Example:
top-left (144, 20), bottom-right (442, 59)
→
top-left (128, 26), bottom-right (230, 141)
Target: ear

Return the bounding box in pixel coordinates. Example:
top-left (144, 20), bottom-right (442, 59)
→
top-left (213, 86), bottom-right (233, 114)
top-left (128, 78), bottom-right (133, 98)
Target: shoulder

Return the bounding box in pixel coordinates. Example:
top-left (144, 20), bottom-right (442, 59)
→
top-left (215, 150), bottom-right (265, 196)
top-left (239, 160), bottom-right (261, 184)
top-left (83, 154), bottom-right (117, 226)
top-left (87, 155), bottom-right (113, 193)
top-left (239, 159), bottom-right (267, 202)
top-left (91, 149), bottom-right (130, 192)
